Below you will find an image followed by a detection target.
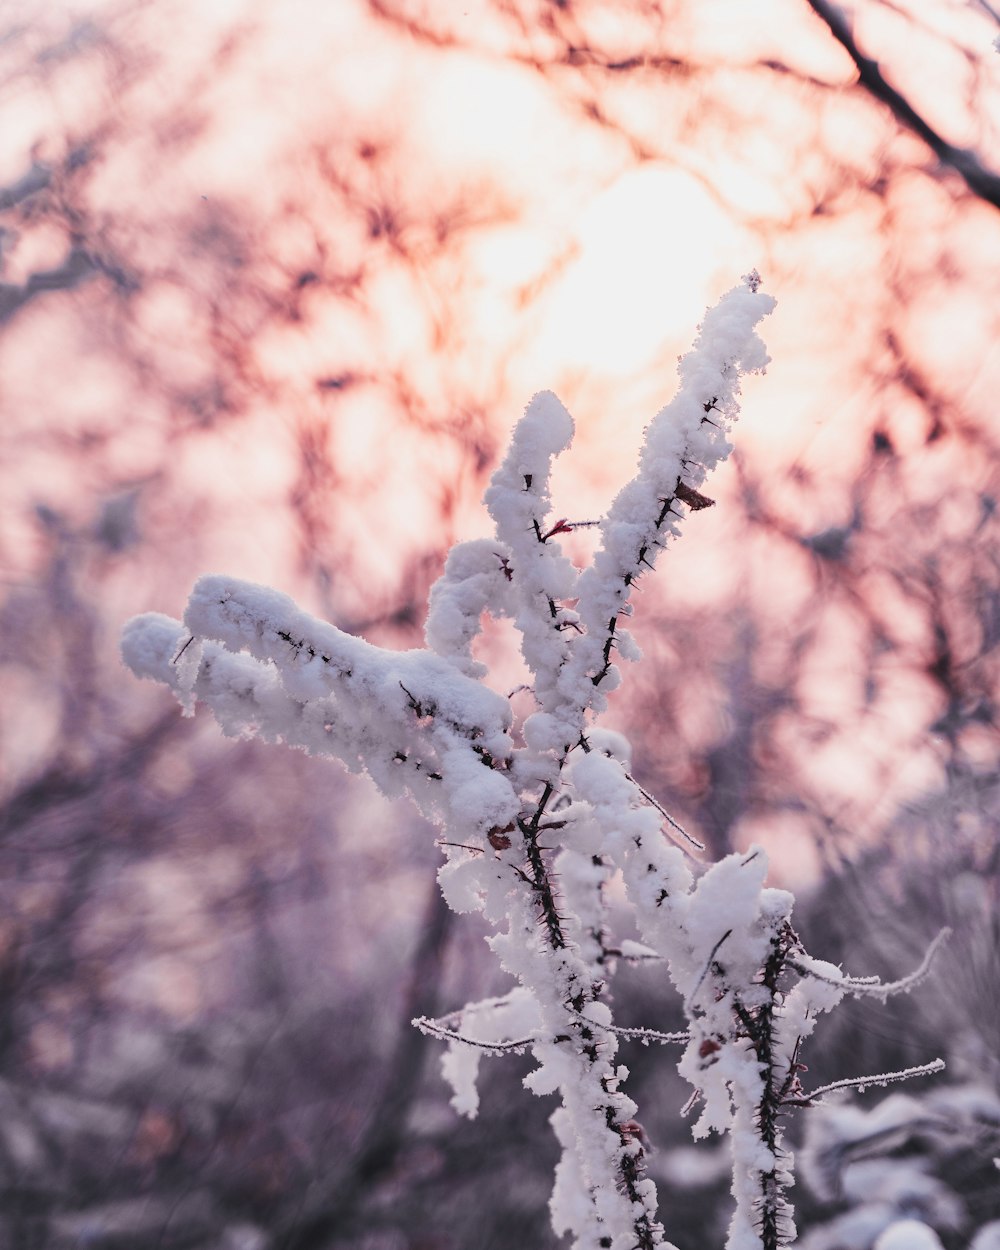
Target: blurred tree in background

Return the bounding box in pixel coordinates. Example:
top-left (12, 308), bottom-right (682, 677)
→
top-left (0, 1), bottom-right (998, 1247)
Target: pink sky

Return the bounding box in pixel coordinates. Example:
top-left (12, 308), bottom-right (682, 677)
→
top-left (2, 0), bottom-right (999, 878)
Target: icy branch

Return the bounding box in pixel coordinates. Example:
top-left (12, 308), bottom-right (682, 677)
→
top-left (597, 1023), bottom-right (690, 1046)
top-left (411, 1016), bottom-right (534, 1055)
top-left (621, 768), bottom-right (705, 852)
top-left (793, 1059), bottom-right (947, 1104)
top-left (790, 929), bottom-right (951, 1000)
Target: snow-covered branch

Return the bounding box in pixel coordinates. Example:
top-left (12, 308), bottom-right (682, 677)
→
top-left (121, 274), bottom-right (946, 1250)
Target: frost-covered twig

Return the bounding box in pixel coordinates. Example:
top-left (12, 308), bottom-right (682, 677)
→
top-left (790, 928), bottom-right (951, 1000)
top-left (412, 1002), bottom-right (688, 1059)
top-left (790, 1059), bottom-right (947, 1105)
top-left (411, 1015), bottom-right (534, 1055)
top-left (595, 1022), bottom-right (690, 1046)
top-left (621, 768), bottom-right (704, 852)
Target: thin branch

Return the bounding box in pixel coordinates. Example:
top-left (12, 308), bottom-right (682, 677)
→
top-left (411, 1016), bottom-right (533, 1054)
top-left (791, 1058), bottom-right (946, 1104)
top-left (600, 1022), bottom-right (689, 1046)
top-left (622, 770), bottom-right (705, 851)
top-left (685, 929), bottom-right (733, 1013)
top-left (791, 928), bottom-right (951, 999)
top-left (0, 160), bottom-right (50, 210)
top-left (0, 248), bottom-right (96, 325)
top-left (562, 1003), bottom-right (687, 1046)
top-left (803, 0), bottom-right (1000, 210)
top-left (172, 635), bottom-right (195, 663)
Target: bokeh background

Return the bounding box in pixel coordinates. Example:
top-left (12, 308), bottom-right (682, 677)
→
top-left (2, 1), bottom-right (999, 1247)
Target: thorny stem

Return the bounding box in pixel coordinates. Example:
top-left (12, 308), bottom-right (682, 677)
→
top-left (527, 482), bottom-right (576, 640)
top-left (591, 435), bottom-right (719, 692)
top-left (518, 801), bottom-right (567, 952)
top-left (516, 784), bottom-right (660, 1250)
top-left (748, 928), bottom-right (793, 1250)
top-left (499, 477), bottom-right (664, 1247)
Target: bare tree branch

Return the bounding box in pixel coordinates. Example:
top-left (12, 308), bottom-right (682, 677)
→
top-left (803, 0), bottom-right (1000, 210)
top-left (0, 247), bottom-right (95, 325)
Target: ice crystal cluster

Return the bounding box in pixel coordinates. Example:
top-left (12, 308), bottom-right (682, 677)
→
top-left (122, 274), bottom-right (943, 1250)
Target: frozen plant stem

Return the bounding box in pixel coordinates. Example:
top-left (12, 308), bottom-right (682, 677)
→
top-left (121, 273), bottom-right (945, 1250)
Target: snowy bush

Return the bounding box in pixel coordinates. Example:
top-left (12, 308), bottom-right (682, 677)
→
top-left (122, 274), bottom-right (946, 1250)
top-left (799, 1082), bottom-right (1000, 1250)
